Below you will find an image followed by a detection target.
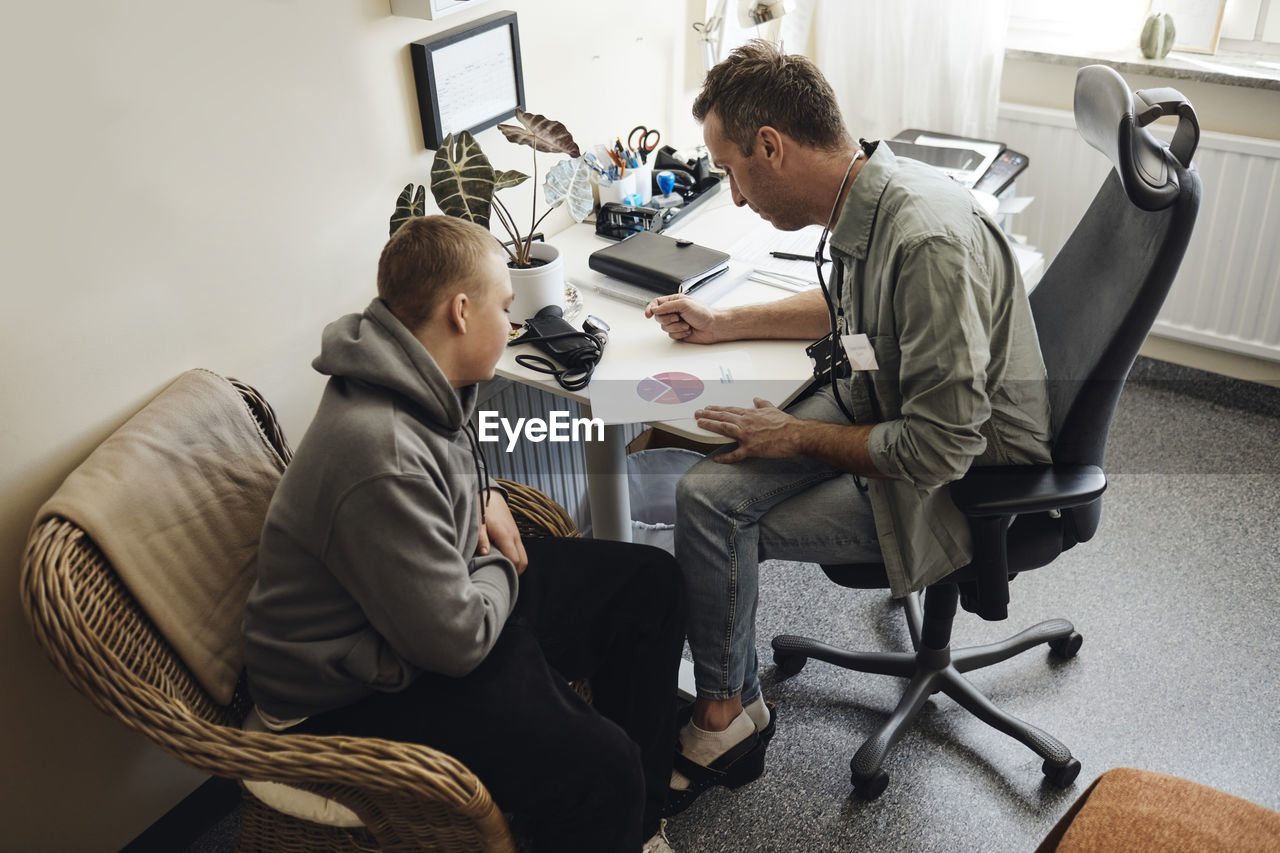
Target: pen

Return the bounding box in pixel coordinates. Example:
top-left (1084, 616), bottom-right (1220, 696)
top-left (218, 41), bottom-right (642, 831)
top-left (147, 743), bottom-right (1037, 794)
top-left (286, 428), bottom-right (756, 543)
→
top-left (748, 272), bottom-right (808, 293)
top-left (584, 152), bottom-right (609, 177)
top-left (753, 268), bottom-right (815, 286)
top-left (595, 289), bottom-right (648, 307)
top-left (770, 251), bottom-right (829, 264)
top-left (681, 267), bottom-right (729, 295)
top-left (587, 281), bottom-right (650, 308)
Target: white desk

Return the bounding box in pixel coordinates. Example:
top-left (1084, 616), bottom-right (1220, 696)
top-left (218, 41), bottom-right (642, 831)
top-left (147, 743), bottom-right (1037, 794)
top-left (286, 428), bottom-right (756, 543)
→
top-left (495, 190), bottom-right (1044, 541)
top-left (495, 193), bottom-right (819, 541)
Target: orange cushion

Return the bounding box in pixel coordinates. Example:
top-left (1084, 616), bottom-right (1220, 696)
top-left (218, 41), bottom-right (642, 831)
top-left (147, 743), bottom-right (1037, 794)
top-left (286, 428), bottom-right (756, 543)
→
top-left (1039, 768), bottom-right (1280, 853)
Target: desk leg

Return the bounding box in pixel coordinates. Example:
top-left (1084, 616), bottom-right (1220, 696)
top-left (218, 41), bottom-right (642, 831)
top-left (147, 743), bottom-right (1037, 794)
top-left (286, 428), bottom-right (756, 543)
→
top-left (581, 405), bottom-right (632, 542)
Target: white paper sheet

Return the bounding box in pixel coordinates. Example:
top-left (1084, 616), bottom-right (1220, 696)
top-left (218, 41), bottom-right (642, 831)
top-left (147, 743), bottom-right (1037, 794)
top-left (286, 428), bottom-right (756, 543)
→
top-left (588, 349), bottom-right (762, 424)
top-left (896, 134), bottom-right (1002, 188)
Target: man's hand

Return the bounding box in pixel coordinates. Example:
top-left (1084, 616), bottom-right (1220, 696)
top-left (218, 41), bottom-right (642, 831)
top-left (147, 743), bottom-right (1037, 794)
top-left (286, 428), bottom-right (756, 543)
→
top-left (645, 294), bottom-right (723, 344)
top-left (700, 400), bottom-right (883, 477)
top-left (695, 398), bottom-right (804, 464)
top-left (477, 490), bottom-right (529, 575)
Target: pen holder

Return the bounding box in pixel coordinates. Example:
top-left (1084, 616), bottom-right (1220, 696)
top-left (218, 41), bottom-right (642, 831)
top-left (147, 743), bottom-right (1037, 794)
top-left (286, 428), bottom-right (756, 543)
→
top-left (630, 162), bottom-right (653, 204)
top-left (594, 172), bottom-right (641, 207)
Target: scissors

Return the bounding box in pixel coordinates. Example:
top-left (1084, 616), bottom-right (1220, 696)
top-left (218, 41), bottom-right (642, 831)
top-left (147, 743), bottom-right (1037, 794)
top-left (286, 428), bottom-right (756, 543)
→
top-left (628, 125), bottom-right (661, 164)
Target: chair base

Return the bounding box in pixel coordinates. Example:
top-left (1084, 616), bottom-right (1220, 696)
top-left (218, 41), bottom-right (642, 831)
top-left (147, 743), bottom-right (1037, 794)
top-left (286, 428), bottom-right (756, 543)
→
top-left (772, 586), bottom-right (1082, 799)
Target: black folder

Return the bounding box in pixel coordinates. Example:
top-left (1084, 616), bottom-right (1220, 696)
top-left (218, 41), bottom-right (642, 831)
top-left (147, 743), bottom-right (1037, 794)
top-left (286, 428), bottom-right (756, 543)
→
top-left (588, 231), bottom-right (730, 295)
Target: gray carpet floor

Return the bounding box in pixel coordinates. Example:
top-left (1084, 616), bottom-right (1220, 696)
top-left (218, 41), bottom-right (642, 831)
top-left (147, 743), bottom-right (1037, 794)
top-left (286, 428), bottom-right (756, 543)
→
top-left (183, 364), bottom-right (1280, 853)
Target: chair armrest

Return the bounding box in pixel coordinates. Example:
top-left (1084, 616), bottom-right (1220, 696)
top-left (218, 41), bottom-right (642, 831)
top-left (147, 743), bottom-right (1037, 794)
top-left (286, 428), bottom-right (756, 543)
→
top-left (950, 464), bottom-right (1106, 518)
top-left (216, 727), bottom-right (515, 851)
top-left (949, 464), bottom-right (1105, 622)
top-left (495, 478), bottom-right (579, 538)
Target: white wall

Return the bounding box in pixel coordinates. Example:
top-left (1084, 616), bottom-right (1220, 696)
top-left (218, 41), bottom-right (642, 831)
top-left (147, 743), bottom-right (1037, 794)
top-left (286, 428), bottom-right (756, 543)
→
top-left (0, 1), bottom-right (703, 849)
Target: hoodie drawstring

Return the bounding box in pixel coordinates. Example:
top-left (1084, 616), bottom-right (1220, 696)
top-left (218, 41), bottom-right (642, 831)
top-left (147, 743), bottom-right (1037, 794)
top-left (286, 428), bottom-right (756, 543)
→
top-left (464, 422), bottom-right (490, 527)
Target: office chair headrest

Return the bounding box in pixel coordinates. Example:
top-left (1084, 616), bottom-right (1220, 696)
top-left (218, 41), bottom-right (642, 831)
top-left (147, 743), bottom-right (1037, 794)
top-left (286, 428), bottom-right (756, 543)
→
top-left (1074, 64), bottom-right (1199, 212)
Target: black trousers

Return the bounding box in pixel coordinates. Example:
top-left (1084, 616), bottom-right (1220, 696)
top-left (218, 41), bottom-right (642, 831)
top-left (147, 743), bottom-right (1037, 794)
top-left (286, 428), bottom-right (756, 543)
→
top-left (294, 537), bottom-right (686, 852)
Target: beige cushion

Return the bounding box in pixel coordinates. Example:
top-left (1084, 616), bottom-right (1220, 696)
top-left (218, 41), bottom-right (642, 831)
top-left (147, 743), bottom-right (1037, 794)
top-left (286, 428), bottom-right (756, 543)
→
top-left (1038, 767), bottom-right (1280, 853)
top-left (241, 778), bottom-right (364, 829)
top-left (36, 369), bottom-right (286, 704)
top-left (241, 708), bottom-right (363, 828)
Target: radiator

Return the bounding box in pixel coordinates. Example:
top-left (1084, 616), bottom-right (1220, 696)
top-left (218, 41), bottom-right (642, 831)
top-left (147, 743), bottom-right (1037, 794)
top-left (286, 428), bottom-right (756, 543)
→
top-left (997, 103), bottom-right (1280, 363)
top-left (474, 379), bottom-right (642, 530)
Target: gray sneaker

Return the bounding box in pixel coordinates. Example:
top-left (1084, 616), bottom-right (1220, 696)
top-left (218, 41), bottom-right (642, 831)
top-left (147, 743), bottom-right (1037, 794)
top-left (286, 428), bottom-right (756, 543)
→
top-left (642, 819), bottom-right (675, 853)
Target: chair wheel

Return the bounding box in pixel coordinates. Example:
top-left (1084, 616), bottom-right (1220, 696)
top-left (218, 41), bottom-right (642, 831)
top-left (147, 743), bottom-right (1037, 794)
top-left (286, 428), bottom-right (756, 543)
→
top-left (1049, 631), bottom-right (1083, 659)
top-left (852, 768), bottom-right (889, 800)
top-left (773, 652), bottom-right (807, 679)
top-left (1042, 757), bottom-right (1081, 789)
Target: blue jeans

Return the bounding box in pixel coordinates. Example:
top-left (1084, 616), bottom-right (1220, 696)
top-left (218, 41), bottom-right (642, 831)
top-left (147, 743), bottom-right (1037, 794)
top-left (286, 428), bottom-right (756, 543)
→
top-left (675, 386), bottom-right (883, 705)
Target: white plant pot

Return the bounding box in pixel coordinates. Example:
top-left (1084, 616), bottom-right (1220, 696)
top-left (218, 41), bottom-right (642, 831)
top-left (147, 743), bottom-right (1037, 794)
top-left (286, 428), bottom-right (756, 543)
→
top-left (507, 241), bottom-right (565, 324)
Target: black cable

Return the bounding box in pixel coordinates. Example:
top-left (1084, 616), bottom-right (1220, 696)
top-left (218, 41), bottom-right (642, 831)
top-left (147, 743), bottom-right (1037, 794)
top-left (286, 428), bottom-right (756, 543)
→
top-left (510, 329), bottom-right (606, 392)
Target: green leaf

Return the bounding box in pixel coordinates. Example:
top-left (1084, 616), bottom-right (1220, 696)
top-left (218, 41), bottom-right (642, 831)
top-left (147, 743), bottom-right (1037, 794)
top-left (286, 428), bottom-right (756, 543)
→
top-left (544, 158), bottom-right (594, 223)
top-left (389, 183), bottom-right (426, 237)
top-left (429, 132), bottom-right (496, 227)
top-left (494, 169), bottom-right (530, 192)
top-left (497, 109), bottom-right (581, 157)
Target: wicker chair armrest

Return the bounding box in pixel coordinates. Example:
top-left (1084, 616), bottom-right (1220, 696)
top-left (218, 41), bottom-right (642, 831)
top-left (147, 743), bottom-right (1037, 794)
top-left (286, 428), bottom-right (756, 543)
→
top-left (155, 717), bottom-right (516, 851)
top-left (273, 778), bottom-right (515, 853)
top-left (226, 729), bottom-right (516, 852)
top-left (217, 728), bottom-right (481, 797)
top-left (21, 518), bottom-right (512, 848)
top-left (494, 478), bottom-right (578, 538)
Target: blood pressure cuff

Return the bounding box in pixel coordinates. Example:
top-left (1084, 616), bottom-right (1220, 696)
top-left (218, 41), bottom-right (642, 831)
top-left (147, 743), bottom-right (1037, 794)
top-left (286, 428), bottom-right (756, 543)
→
top-left (516, 311), bottom-right (601, 371)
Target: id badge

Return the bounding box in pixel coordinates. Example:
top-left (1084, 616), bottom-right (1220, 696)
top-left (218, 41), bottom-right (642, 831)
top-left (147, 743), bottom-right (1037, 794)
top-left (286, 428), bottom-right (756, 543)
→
top-left (840, 333), bottom-right (879, 371)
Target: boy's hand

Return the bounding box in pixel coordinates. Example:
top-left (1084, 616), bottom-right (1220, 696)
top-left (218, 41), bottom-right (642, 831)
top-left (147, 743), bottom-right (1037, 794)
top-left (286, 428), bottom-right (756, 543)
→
top-left (477, 489), bottom-right (529, 575)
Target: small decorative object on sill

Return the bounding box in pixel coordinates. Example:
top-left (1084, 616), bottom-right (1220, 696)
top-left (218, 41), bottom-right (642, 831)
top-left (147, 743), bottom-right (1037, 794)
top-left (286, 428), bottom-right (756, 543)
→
top-left (1140, 12), bottom-right (1176, 60)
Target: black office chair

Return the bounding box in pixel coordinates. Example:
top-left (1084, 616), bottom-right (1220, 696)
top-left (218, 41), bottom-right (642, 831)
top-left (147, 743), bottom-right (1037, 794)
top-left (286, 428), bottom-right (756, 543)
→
top-left (771, 64), bottom-right (1202, 800)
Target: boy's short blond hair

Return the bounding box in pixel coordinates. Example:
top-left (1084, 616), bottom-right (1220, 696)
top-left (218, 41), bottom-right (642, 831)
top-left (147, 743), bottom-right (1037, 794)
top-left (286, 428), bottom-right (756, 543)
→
top-left (377, 215), bottom-right (502, 332)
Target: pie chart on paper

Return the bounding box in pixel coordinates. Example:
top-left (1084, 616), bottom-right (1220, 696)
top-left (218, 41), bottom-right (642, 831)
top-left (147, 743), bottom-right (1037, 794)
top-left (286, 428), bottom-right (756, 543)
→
top-left (636, 372), bottom-right (704, 405)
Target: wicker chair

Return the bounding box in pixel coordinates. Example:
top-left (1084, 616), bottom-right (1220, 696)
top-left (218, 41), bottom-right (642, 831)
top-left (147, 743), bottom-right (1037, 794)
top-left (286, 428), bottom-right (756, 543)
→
top-left (20, 377), bottom-right (578, 853)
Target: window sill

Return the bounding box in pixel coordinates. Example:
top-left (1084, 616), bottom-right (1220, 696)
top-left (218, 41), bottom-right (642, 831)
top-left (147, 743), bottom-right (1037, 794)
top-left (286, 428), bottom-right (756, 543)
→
top-left (1006, 32), bottom-right (1280, 93)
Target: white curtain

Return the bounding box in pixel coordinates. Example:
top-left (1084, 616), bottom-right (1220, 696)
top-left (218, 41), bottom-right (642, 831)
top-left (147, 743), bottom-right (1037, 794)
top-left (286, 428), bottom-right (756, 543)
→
top-left (773, 0), bottom-right (1011, 141)
top-left (703, 0), bottom-right (788, 68)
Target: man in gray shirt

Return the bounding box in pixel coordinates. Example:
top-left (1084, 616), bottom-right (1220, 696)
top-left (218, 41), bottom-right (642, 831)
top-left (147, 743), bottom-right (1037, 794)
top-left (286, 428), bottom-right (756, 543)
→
top-left (645, 41), bottom-right (1052, 815)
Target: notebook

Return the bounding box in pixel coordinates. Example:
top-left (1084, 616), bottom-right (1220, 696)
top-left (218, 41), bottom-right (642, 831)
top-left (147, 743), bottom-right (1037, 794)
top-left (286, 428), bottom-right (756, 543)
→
top-left (588, 231), bottom-right (731, 295)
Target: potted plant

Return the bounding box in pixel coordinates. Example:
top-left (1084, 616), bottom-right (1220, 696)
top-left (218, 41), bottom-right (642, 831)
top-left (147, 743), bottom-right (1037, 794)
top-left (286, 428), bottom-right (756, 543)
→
top-left (390, 109), bottom-right (594, 321)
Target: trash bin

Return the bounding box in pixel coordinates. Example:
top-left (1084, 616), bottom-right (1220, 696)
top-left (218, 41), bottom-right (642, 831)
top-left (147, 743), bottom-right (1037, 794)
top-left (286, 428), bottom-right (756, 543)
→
top-left (626, 448), bottom-right (704, 554)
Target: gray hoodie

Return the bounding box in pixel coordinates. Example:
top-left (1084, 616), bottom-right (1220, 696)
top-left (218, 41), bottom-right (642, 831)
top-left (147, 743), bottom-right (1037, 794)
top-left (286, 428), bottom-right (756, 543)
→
top-left (243, 298), bottom-right (519, 720)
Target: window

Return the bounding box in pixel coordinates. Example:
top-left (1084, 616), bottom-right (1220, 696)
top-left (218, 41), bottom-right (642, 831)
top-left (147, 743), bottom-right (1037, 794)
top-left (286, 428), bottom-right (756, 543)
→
top-left (1219, 0), bottom-right (1280, 55)
top-left (1009, 0), bottom-right (1155, 52)
top-left (1010, 0), bottom-right (1279, 58)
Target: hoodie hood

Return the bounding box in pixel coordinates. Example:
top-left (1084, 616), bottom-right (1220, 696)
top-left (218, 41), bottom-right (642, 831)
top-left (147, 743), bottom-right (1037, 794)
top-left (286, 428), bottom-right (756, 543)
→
top-left (312, 298), bottom-right (477, 433)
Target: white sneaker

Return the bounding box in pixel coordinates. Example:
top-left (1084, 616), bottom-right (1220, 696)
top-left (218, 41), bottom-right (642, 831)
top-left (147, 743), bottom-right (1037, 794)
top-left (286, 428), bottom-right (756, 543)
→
top-left (642, 819), bottom-right (676, 853)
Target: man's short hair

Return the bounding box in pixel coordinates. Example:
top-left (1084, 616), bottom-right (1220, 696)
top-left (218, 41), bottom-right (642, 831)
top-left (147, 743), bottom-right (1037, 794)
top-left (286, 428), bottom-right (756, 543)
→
top-left (692, 39), bottom-right (849, 156)
top-left (377, 215), bottom-right (501, 332)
